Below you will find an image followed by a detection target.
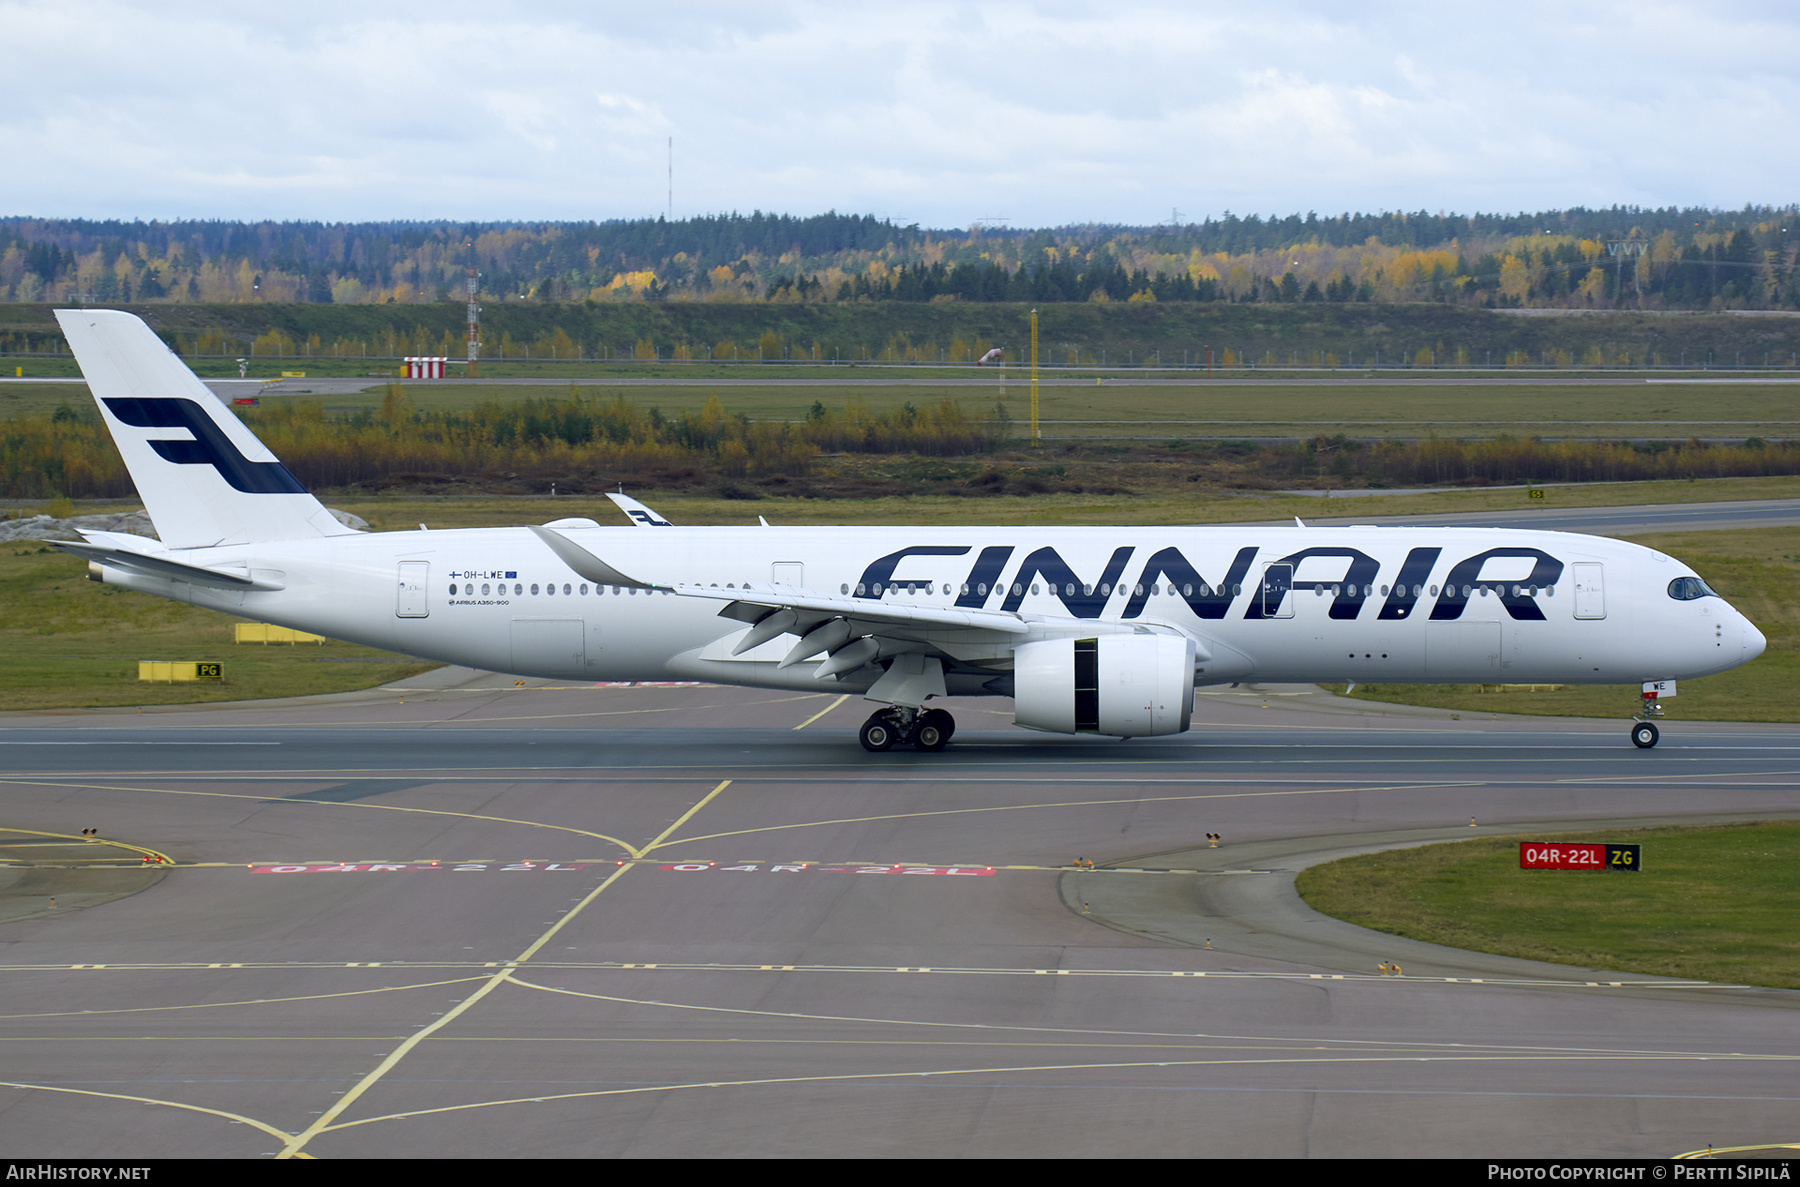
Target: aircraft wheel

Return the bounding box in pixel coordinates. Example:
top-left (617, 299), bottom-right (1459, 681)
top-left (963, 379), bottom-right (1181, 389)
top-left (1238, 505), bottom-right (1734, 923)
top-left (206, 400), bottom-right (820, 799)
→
top-left (859, 715), bottom-right (899, 752)
top-left (913, 708), bottom-right (953, 751)
top-left (1631, 721), bottom-right (1659, 749)
top-left (914, 718), bottom-right (949, 752)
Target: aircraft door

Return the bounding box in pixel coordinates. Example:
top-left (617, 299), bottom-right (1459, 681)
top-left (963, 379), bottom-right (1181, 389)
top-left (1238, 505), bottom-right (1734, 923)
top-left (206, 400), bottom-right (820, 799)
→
top-left (1572, 563), bottom-right (1606, 619)
top-left (771, 562), bottom-right (803, 587)
top-left (511, 618), bottom-right (586, 675)
top-left (1259, 564), bottom-right (1293, 618)
top-left (1426, 619), bottom-right (1502, 678)
top-left (396, 561), bottom-right (429, 618)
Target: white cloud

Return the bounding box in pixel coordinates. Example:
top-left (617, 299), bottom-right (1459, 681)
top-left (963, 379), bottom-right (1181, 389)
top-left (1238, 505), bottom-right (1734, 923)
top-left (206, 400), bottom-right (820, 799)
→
top-left (0, 0), bottom-right (1794, 224)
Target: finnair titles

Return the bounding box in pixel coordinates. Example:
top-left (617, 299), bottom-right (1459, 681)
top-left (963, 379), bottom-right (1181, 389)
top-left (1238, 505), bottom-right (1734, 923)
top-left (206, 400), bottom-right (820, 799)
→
top-left (52, 311), bottom-right (1765, 753)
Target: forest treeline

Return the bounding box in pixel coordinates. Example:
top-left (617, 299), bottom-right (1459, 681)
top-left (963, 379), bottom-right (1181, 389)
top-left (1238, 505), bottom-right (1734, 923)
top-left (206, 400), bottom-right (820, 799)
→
top-left (3, 205), bottom-right (1797, 316)
top-left (4, 389), bottom-right (1796, 502)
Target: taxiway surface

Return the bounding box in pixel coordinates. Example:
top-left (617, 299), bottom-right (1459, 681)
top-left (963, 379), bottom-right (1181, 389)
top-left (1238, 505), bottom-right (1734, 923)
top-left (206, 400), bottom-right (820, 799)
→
top-left (1, 675), bottom-right (1796, 1159)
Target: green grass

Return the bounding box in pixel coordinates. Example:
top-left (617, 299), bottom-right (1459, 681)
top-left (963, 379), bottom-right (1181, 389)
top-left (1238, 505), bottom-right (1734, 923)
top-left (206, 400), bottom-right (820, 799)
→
top-left (0, 382), bottom-right (94, 420)
top-left (23, 476), bottom-right (1744, 533)
top-left (0, 544), bottom-right (435, 711)
top-left (1333, 525), bottom-right (1800, 722)
top-left (335, 474), bottom-right (1800, 529)
top-left (271, 377), bottom-right (1800, 443)
top-left (12, 368), bottom-right (1800, 441)
top-left (1295, 822), bottom-right (1800, 988)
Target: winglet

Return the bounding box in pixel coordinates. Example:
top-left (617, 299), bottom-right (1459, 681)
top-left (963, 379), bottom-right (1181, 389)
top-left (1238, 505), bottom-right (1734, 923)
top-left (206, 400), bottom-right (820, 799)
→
top-left (605, 492), bottom-right (673, 527)
top-left (527, 525), bottom-right (660, 589)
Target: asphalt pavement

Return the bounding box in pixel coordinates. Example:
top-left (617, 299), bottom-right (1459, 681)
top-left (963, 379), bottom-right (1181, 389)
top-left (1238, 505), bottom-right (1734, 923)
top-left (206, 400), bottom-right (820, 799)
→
top-left (0, 673), bottom-right (1794, 1158)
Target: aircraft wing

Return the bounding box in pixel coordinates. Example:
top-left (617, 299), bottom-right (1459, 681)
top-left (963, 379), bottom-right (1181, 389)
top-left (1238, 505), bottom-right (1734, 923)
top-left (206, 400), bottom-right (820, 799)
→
top-left (52, 531), bottom-right (285, 590)
top-left (530, 524), bottom-right (1044, 676)
top-left (530, 525), bottom-right (1028, 634)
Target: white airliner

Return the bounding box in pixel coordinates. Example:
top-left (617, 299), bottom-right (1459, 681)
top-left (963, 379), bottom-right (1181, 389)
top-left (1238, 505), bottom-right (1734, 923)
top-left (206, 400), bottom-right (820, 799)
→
top-left (53, 310), bottom-right (1765, 752)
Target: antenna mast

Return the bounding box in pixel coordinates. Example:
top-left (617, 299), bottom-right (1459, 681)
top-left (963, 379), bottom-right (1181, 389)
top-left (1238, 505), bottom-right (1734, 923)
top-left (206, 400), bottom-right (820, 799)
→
top-left (1029, 308), bottom-right (1040, 445)
top-left (464, 248), bottom-right (481, 378)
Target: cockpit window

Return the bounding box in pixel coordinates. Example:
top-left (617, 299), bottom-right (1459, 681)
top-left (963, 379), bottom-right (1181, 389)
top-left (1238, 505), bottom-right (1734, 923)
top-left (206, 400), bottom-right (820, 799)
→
top-left (1667, 576), bottom-right (1719, 601)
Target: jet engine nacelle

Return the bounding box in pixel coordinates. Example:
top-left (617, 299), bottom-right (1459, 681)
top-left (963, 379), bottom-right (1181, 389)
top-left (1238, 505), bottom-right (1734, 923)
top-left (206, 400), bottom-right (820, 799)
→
top-left (1012, 634), bottom-right (1197, 737)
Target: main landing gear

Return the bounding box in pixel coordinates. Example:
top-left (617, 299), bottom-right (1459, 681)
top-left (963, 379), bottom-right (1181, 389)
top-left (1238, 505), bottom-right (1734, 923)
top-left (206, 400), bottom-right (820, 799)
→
top-left (859, 706), bottom-right (956, 753)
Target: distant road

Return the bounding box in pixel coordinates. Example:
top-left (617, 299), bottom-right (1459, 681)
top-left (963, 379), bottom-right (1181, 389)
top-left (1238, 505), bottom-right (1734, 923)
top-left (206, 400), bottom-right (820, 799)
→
top-left (8, 370), bottom-right (1800, 393)
top-left (1253, 498), bottom-right (1800, 535)
top-left (229, 375), bottom-right (1800, 394)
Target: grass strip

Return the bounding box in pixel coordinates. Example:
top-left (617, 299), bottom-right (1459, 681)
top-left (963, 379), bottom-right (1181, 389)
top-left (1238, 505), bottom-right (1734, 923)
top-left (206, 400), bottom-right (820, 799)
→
top-left (1295, 822), bottom-right (1800, 989)
top-left (0, 544), bottom-right (435, 711)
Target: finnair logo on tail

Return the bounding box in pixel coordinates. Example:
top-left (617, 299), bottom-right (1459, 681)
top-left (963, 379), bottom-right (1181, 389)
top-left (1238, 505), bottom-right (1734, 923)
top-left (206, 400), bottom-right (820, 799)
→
top-left (103, 398), bottom-right (307, 495)
top-left (628, 509), bottom-right (672, 527)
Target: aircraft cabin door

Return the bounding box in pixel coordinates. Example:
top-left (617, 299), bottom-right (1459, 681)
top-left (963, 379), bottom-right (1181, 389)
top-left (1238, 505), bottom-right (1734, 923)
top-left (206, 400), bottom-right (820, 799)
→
top-left (1572, 563), bottom-right (1606, 619)
top-left (396, 561), bottom-right (430, 618)
top-left (1260, 563), bottom-right (1294, 618)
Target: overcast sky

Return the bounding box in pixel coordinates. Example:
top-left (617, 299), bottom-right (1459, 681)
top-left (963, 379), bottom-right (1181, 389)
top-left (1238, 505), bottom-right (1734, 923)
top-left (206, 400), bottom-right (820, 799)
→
top-left (5, 1), bottom-right (1796, 228)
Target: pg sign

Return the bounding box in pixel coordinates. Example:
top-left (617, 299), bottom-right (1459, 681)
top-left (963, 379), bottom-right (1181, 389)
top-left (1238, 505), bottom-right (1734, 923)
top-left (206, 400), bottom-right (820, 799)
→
top-left (1519, 842), bottom-right (1641, 872)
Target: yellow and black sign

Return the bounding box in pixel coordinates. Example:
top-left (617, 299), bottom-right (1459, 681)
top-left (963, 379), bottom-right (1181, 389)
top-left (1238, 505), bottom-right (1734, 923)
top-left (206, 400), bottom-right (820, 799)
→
top-left (138, 661), bottom-right (224, 683)
top-left (1528, 488), bottom-right (1545, 500)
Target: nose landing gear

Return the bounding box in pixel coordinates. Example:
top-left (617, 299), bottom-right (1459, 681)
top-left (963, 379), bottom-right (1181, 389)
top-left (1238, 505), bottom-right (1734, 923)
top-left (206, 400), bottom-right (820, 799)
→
top-left (858, 706), bottom-right (957, 753)
top-left (1630, 687), bottom-right (1665, 748)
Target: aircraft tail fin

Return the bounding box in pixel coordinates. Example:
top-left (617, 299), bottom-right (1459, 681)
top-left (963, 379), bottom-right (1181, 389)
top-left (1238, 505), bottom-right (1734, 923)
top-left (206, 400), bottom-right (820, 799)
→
top-left (55, 310), bottom-right (356, 548)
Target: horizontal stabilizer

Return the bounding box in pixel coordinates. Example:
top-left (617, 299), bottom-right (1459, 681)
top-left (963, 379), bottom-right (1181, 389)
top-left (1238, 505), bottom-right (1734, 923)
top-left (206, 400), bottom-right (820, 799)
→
top-left (52, 536), bottom-right (284, 590)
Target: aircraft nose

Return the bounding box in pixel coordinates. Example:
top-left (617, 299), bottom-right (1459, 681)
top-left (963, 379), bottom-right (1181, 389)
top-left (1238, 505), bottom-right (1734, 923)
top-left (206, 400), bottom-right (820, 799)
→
top-left (1743, 618), bottom-right (1767, 663)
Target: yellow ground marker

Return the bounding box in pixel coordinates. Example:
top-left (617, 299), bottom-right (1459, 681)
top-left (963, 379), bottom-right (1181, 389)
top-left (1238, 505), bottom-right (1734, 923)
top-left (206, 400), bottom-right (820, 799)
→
top-left (793, 694), bottom-right (849, 730)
